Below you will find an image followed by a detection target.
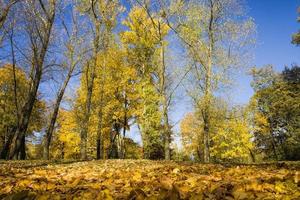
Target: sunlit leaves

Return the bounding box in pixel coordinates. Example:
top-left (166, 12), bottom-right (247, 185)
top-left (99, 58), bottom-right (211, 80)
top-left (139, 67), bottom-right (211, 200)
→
top-left (0, 160), bottom-right (299, 199)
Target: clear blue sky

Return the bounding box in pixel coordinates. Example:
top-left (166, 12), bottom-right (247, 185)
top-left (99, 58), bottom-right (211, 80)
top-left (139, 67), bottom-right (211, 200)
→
top-left (234, 0), bottom-right (300, 104)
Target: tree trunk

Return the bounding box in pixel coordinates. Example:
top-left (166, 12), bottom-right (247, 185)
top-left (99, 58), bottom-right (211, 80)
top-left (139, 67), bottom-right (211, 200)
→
top-left (249, 148), bottom-right (256, 163)
top-left (19, 134), bottom-right (26, 160)
top-left (120, 95), bottom-right (128, 159)
top-left (157, 26), bottom-right (171, 160)
top-left (96, 97), bottom-right (104, 160)
top-left (163, 104), bottom-right (170, 160)
top-left (9, 84), bottom-right (42, 159)
top-left (8, 1), bottom-right (56, 159)
top-left (109, 123), bottom-right (119, 159)
top-left (80, 18), bottom-right (100, 160)
top-left (80, 61), bottom-right (96, 160)
top-left (0, 127), bottom-right (15, 159)
top-left (202, 1), bottom-right (214, 164)
top-left (43, 68), bottom-right (74, 160)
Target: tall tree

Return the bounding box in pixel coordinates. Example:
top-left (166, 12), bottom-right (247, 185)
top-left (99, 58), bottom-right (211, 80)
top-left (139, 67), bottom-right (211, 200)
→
top-left (121, 7), bottom-right (168, 159)
top-left (7, 0), bottom-right (57, 159)
top-left (43, 6), bottom-right (86, 160)
top-left (177, 0), bottom-right (255, 162)
top-left (76, 0), bottom-right (122, 160)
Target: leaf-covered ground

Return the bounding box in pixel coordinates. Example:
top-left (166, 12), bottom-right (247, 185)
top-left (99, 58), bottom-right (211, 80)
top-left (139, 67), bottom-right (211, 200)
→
top-left (0, 160), bottom-right (299, 199)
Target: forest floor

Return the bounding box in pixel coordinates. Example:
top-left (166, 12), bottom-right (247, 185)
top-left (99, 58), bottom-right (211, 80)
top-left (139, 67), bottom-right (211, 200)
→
top-left (0, 160), bottom-right (299, 200)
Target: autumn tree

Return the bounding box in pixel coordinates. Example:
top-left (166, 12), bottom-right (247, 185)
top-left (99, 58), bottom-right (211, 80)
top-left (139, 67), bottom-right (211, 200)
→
top-left (50, 109), bottom-right (80, 159)
top-left (43, 4), bottom-right (86, 160)
top-left (250, 65), bottom-right (300, 160)
top-left (176, 0), bottom-right (255, 163)
top-left (0, 65), bottom-right (46, 159)
top-left (76, 0), bottom-right (122, 160)
top-left (121, 6), bottom-right (170, 159)
top-left (180, 100), bottom-right (253, 162)
top-left (4, 0), bottom-right (57, 159)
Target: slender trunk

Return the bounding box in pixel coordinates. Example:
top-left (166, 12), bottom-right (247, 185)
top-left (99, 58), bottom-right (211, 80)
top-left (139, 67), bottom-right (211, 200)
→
top-left (8, 2), bottom-right (56, 159)
top-left (61, 142), bottom-right (64, 159)
top-left (163, 109), bottom-right (170, 160)
top-left (121, 100), bottom-right (127, 159)
top-left (43, 67), bottom-right (74, 160)
top-left (0, 127), bottom-right (15, 159)
top-left (80, 19), bottom-right (100, 160)
top-left (96, 100), bottom-right (103, 159)
top-left (202, 1), bottom-right (214, 163)
top-left (249, 148), bottom-right (256, 163)
top-left (271, 135), bottom-right (278, 160)
top-left (140, 64), bottom-right (149, 159)
top-left (96, 55), bottom-right (106, 160)
top-left (160, 46), bottom-right (171, 160)
top-left (203, 47), bottom-right (212, 163)
top-left (19, 134), bottom-right (26, 160)
top-left (109, 122), bottom-right (119, 159)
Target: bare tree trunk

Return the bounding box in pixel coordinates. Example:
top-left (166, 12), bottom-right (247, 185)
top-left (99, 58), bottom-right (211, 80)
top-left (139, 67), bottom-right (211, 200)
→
top-left (202, 0), bottom-right (214, 164)
top-left (80, 18), bottom-right (100, 160)
top-left (109, 121), bottom-right (119, 159)
top-left (96, 93), bottom-right (104, 159)
top-left (43, 70), bottom-right (74, 160)
top-left (121, 97), bottom-right (128, 159)
top-left (19, 134), bottom-right (26, 160)
top-left (159, 44), bottom-right (171, 160)
top-left (8, 0), bottom-right (56, 159)
top-left (0, 127), bottom-right (15, 159)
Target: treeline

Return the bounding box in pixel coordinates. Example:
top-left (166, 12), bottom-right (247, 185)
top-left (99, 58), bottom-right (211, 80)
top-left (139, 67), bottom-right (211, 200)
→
top-left (180, 65), bottom-right (300, 162)
top-left (0, 0), bottom-right (298, 162)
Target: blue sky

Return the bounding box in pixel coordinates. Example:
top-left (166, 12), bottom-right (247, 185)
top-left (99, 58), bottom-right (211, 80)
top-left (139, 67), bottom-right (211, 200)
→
top-left (234, 0), bottom-right (300, 104)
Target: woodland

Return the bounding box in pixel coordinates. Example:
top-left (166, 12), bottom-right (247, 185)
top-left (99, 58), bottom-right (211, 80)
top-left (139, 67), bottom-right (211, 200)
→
top-left (0, 0), bottom-right (300, 199)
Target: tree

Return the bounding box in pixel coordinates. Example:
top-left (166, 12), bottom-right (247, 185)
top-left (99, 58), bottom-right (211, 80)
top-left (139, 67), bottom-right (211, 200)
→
top-left (6, 0), bottom-right (57, 159)
top-left (76, 0), bottom-right (122, 160)
top-left (121, 6), bottom-right (168, 159)
top-left (250, 65), bottom-right (300, 160)
top-left (50, 109), bottom-right (80, 159)
top-left (0, 64), bottom-right (46, 159)
top-left (211, 107), bottom-right (253, 163)
top-left (181, 101), bottom-right (253, 162)
top-left (177, 0), bottom-right (255, 163)
top-left (180, 112), bottom-right (202, 161)
top-left (43, 5), bottom-right (86, 160)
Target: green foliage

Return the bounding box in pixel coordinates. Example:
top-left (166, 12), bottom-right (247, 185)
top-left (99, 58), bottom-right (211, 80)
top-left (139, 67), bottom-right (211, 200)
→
top-left (250, 65), bottom-right (300, 161)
